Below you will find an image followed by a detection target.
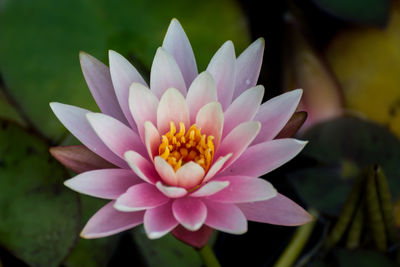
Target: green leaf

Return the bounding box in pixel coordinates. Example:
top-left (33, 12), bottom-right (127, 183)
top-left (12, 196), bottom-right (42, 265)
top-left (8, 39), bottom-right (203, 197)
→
top-left (290, 116), bottom-right (400, 216)
top-left (311, 0), bottom-right (390, 25)
top-left (311, 249), bottom-right (396, 266)
top-left (0, 120), bottom-right (80, 267)
top-left (337, 249), bottom-right (396, 266)
top-left (133, 227), bottom-right (202, 267)
top-left (64, 196), bottom-right (118, 267)
top-left (0, 0), bottom-right (250, 140)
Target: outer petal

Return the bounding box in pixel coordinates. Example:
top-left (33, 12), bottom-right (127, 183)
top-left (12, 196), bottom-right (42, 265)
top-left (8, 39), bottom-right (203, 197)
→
top-left (172, 198), bottom-right (207, 231)
top-left (81, 201), bottom-right (144, 238)
top-left (156, 182), bottom-right (187, 198)
top-left (207, 176), bottom-right (277, 203)
top-left (207, 41), bottom-right (236, 110)
top-left (176, 162), bottom-right (205, 189)
top-left (223, 85), bottom-right (264, 138)
top-left (196, 102), bottom-right (224, 149)
top-left (157, 88), bottom-right (190, 134)
top-left (80, 52), bottom-right (126, 123)
top-left (124, 150), bottom-right (160, 184)
top-left (150, 47), bottom-right (187, 98)
top-left (216, 121), bottom-right (261, 171)
top-left (154, 156), bottom-right (178, 186)
top-left (64, 169), bottom-right (141, 199)
top-left (252, 89), bottom-right (302, 145)
top-left (144, 201), bottom-right (178, 239)
top-left (190, 181), bottom-right (230, 197)
top-left (220, 138), bottom-right (307, 178)
top-left (144, 121), bottom-right (161, 161)
top-left (87, 113), bottom-right (146, 159)
top-left (49, 103), bottom-right (126, 168)
top-left (237, 193), bottom-right (313, 226)
top-left (162, 19), bottom-right (198, 87)
top-left (114, 183), bottom-right (169, 212)
top-left (186, 71), bottom-right (217, 123)
top-left (203, 200), bottom-right (247, 234)
top-left (109, 50), bottom-right (147, 130)
top-left (275, 111), bottom-right (307, 139)
top-left (233, 38), bottom-right (265, 99)
top-left (129, 83), bottom-right (159, 142)
top-left (49, 145), bottom-right (115, 173)
top-left (171, 225), bottom-right (214, 249)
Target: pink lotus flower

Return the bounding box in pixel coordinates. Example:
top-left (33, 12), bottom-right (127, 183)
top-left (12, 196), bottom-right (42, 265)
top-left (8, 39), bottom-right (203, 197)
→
top-left (50, 19), bottom-right (312, 248)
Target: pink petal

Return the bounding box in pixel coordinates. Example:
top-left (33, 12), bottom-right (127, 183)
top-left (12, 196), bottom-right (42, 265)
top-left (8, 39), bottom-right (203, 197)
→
top-left (237, 193), bottom-right (313, 226)
top-left (171, 225), bottom-right (213, 249)
top-left (109, 50), bottom-right (147, 131)
top-left (252, 89), bottom-right (302, 145)
top-left (124, 150), bottom-right (160, 184)
top-left (156, 182), bottom-right (188, 198)
top-left (206, 41), bottom-right (236, 110)
top-left (176, 162), bottom-right (205, 189)
top-left (190, 181), bottom-right (230, 197)
top-left (223, 85), bottom-right (264, 138)
top-left (79, 52), bottom-right (127, 123)
top-left (81, 201), bottom-right (144, 238)
top-left (220, 138), bottom-right (307, 177)
top-left (144, 201), bottom-right (178, 239)
top-left (216, 121), bottom-right (261, 171)
top-left (233, 38), bottom-right (265, 99)
top-left (203, 200), bottom-right (247, 234)
top-left (203, 154), bottom-right (232, 182)
top-left (129, 83), bottom-right (159, 142)
top-left (172, 198), bottom-right (207, 231)
top-left (150, 47), bottom-right (187, 98)
top-left (64, 169), bottom-right (141, 199)
top-left (49, 145), bottom-right (115, 174)
top-left (207, 176), bottom-right (277, 203)
top-left (157, 88), bottom-right (190, 135)
top-left (87, 113), bottom-right (147, 159)
top-left (114, 183), bottom-right (169, 212)
top-left (50, 103), bottom-right (127, 168)
top-left (154, 156), bottom-right (178, 186)
top-left (162, 19), bottom-right (198, 88)
top-left (144, 121), bottom-right (161, 161)
top-left (196, 102), bottom-right (224, 149)
top-left (186, 71), bottom-right (217, 123)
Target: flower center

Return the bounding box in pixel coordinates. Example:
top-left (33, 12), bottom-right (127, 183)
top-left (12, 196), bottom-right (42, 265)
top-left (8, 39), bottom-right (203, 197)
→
top-left (158, 121), bottom-right (215, 172)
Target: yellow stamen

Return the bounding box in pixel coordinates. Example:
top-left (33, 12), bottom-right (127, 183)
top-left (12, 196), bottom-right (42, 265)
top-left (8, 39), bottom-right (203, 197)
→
top-left (159, 121), bottom-right (215, 172)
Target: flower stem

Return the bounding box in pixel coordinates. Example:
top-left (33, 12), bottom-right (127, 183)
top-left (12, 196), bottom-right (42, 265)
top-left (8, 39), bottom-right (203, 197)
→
top-left (198, 244), bottom-right (221, 267)
top-left (273, 210), bottom-right (317, 267)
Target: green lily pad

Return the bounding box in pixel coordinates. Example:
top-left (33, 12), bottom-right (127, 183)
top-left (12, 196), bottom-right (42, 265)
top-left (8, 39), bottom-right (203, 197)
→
top-left (311, 0), bottom-right (390, 26)
top-left (64, 196), bottom-right (118, 267)
top-left (0, 0), bottom-right (250, 140)
top-left (133, 227), bottom-right (202, 267)
top-left (0, 120), bottom-right (80, 267)
top-left (290, 116), bottom-right (400, 216)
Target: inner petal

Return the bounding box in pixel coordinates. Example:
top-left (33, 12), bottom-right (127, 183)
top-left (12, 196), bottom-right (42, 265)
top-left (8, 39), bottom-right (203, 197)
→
top-left (158, 121), bottom-right (215, 173)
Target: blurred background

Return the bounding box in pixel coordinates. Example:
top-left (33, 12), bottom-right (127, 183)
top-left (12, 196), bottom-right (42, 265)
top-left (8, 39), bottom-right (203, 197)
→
top-left (0, 0), bottom-right (400, 266)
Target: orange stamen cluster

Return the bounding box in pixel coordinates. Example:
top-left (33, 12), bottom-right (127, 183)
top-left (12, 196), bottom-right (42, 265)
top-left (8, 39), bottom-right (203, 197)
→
top-left (158, 121), bottom-right (215, 172)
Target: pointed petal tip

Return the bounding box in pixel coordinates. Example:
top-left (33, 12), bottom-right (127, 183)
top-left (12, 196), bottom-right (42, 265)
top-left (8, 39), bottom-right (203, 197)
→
top-left (113, 202), bottom-right (146, 213)
top-left (169, 17), bottom-right (182, 27)
top-left (79, 228), bottom-right (97, 239)
top-left (181, 222), bottom-right (203, 232)
top-left (147, 231), bottom-right (167, 239)
top-left (78, 50), bottom-right (87, 59)
top-left (293, 88), bottom-right (303, 97)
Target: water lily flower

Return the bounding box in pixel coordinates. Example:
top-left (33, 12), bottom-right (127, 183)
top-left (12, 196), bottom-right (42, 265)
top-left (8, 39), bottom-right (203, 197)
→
top-left (50, 19), bottom-right (312, 248)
